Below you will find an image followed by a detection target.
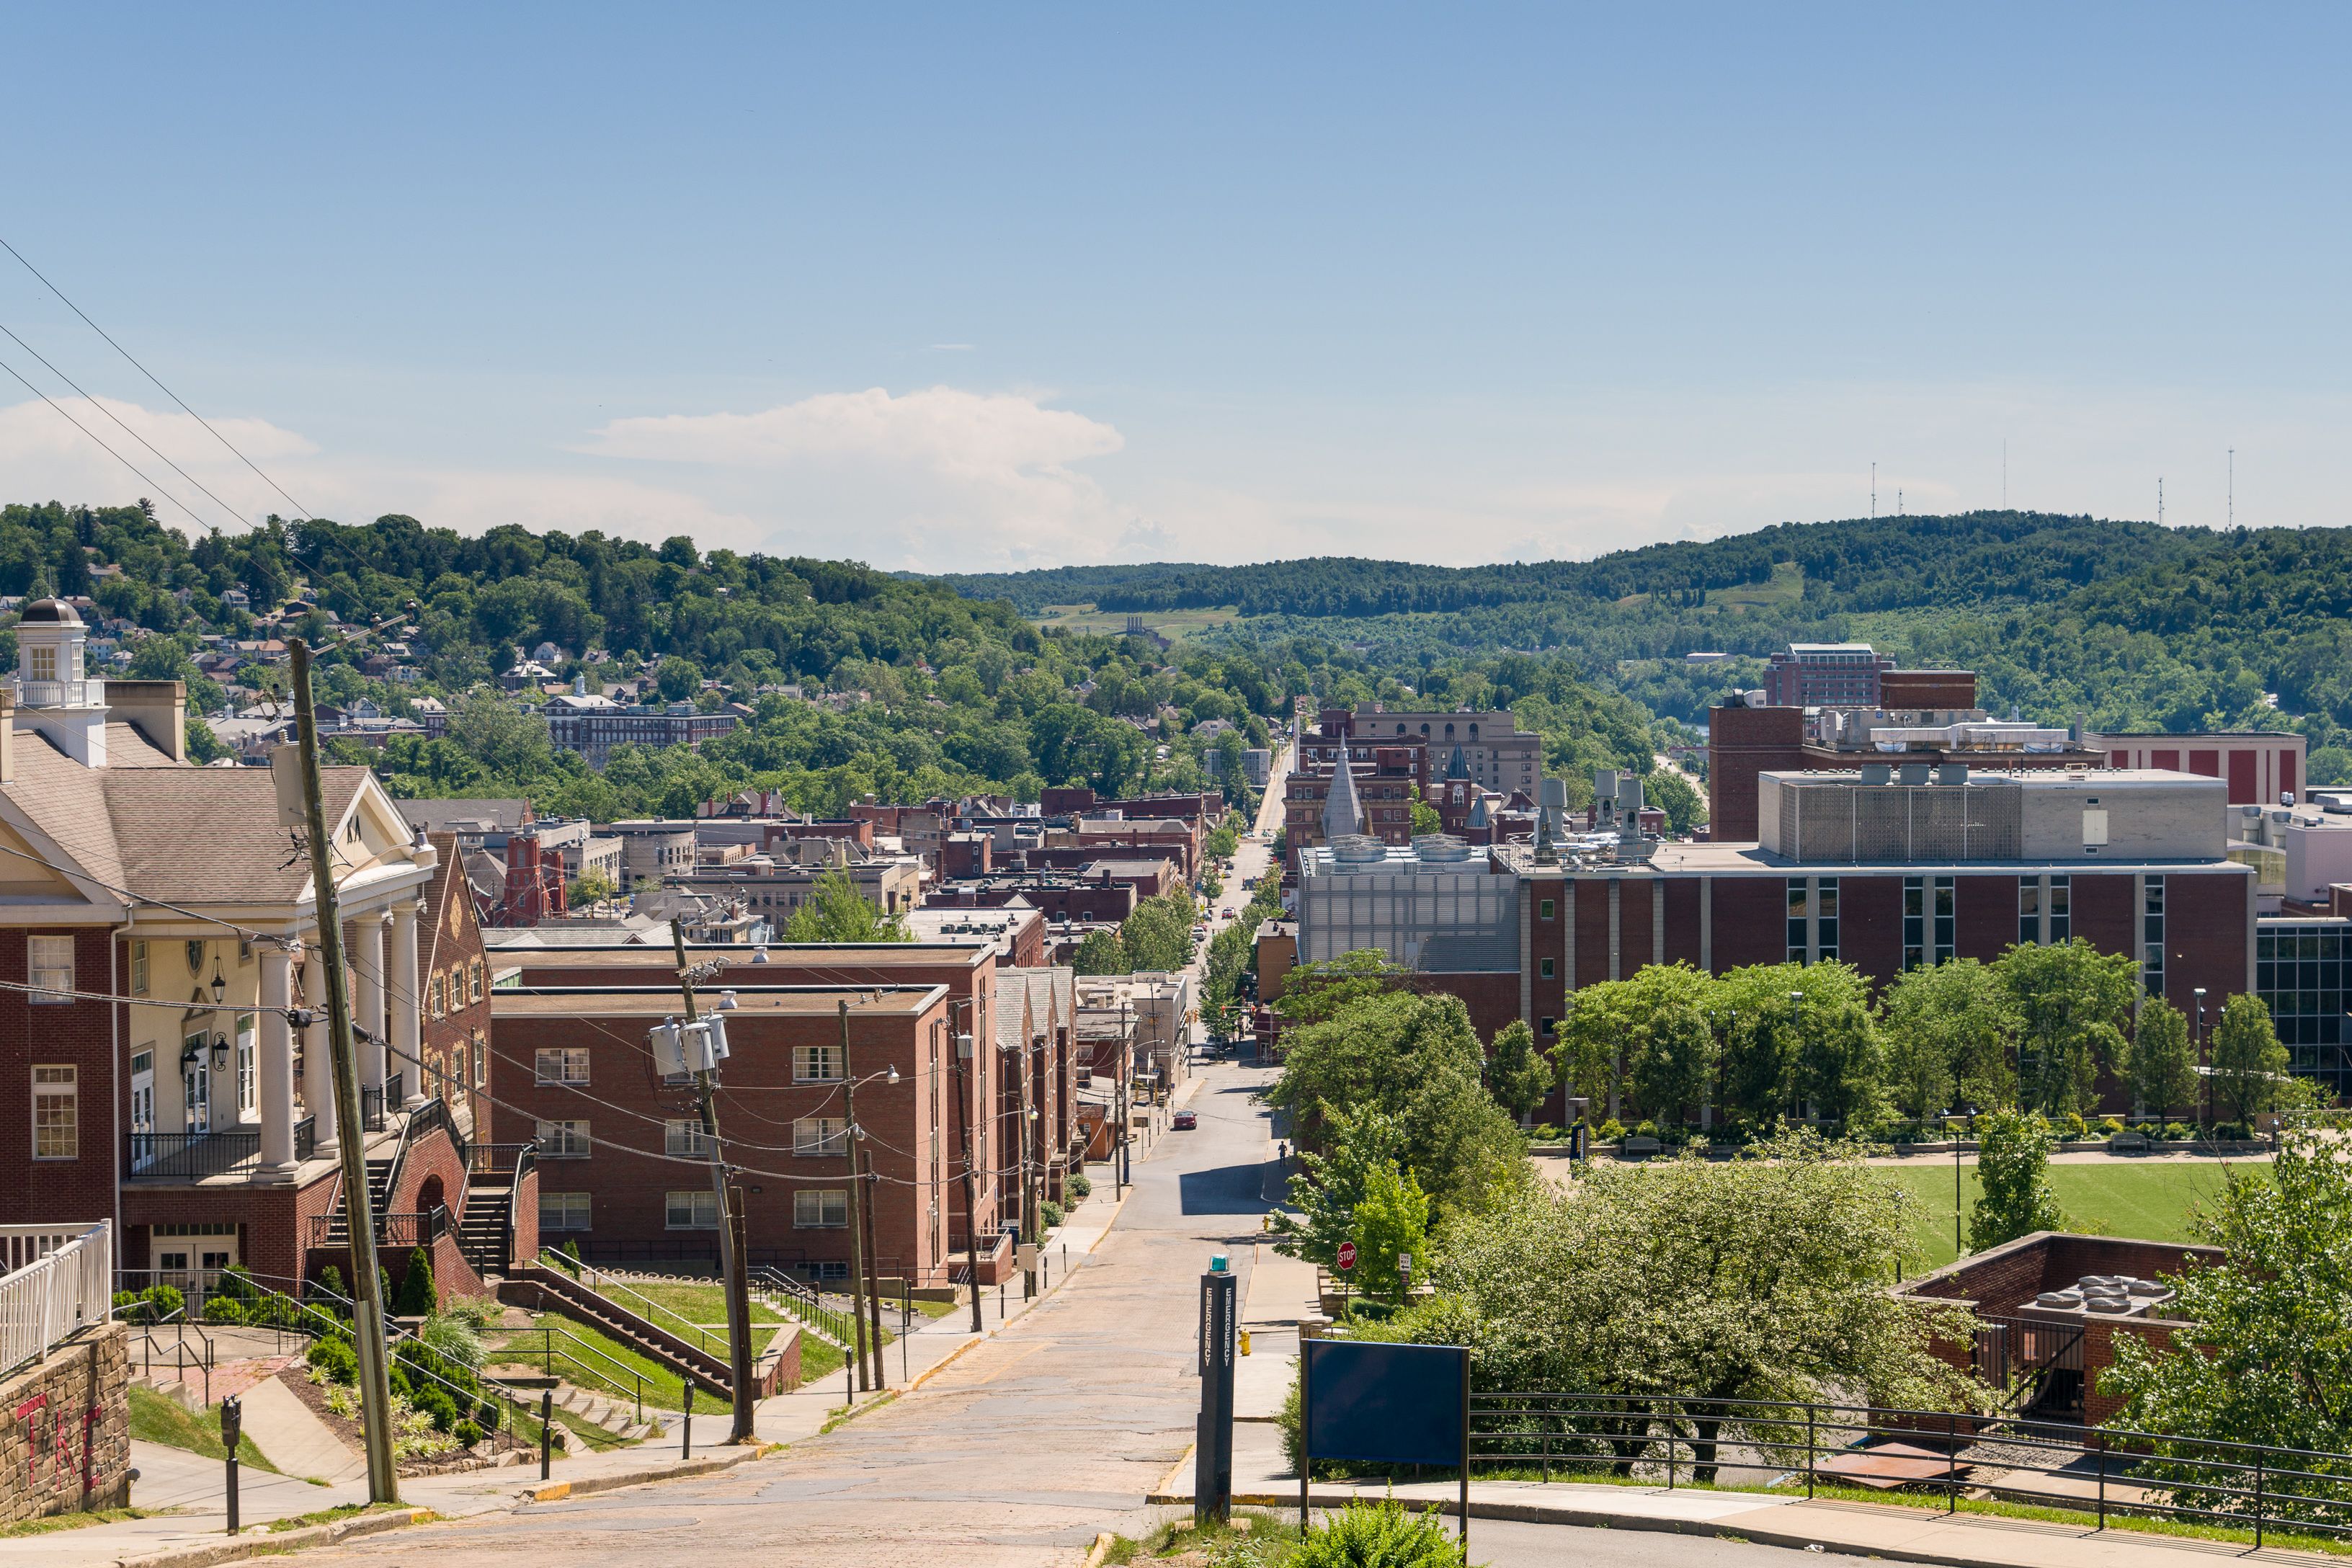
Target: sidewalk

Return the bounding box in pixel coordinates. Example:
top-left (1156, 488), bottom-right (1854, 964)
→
top-left (1149, 1422), bottom-right (2340, 1568)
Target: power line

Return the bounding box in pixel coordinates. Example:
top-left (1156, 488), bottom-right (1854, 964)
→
top-left (0, 318), bottom-right (252, 532)
top-left (0, 352), bottom-right (219, 533)
top-left (0, 233), bottom-right (315, 521)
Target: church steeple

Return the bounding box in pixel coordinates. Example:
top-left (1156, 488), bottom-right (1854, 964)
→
top-left (1321, 758), bottom-right (1364, 841)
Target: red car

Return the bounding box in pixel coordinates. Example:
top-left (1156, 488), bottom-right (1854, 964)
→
top-left (1172, 1110), bottom-right (1198, 1130)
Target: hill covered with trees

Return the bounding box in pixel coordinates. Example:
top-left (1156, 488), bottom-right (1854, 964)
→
top-left (933, 512), bottom-right (2352, 779)
top-left (0, 501), bottom-right (1679, 819)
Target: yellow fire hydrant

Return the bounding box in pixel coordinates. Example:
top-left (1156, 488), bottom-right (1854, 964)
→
top-left (1239, 1329), bottom-right (1252, 1356)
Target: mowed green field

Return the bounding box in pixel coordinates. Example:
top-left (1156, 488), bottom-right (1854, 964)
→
top-left (1033, 602), bottom-right (1239, 638)
top-left (1880, 1159), bottom-right (2268, 1271)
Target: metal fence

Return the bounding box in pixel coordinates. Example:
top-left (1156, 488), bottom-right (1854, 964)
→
top-left (1455, 1391), bottom-right (2352, 1549)
top-left (0, 1221), bottom-right (112, 1377)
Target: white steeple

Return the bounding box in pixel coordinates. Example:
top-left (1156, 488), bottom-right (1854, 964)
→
top-left (1321, 759), bottom-right (1364, 841)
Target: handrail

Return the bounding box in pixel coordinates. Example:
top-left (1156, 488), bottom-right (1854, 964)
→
top-left (1446, 1390), bottom-right (2352, 1546)
top-left (538, 1251), bottom-right (723, 1355)
top-left (489, 1324), bottom-right (654, 1426)
top-left (376, 1094), bottom-right (456, 1240)
top-left (747, 1265), bottom-right (858, 1348)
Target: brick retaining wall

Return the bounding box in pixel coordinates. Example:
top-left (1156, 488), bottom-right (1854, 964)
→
top-left (1, 1321), bottom-right (130, 1523)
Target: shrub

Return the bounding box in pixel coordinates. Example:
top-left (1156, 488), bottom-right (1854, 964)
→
top-left (393, 1247), bottom-right (437, 1315)
top-left (306, 1334), bottom-right (358, 1385)
top-left (202, 1295), bottom-right (247, 1326)
top-left (217, 1265), bottom-right (259, 1304)
top-left (2212, 1121), bottom-right (2250, 1141)
top-left (1633, 1119), bottom-right (1660, 1140)
top-left (2098, 1115), bottom-right (2126, 1136)
top-left (1066, 1172), bottom-right (1092, 1200)
top-left (1531, 1123), bottom-right (1558, 1143)
top-left (1597, 1118), bottom-right (1626, 1142)
top-left (412, 1384), bottom-right (460, 1433)
top-left (2162, 1121), bottom-right (2193, 1140)
top-left (141, 1283), bottom-right (184, 1320)
top-left (421, 1311), bottom-right (486, 1371)
top-left (1290, 1497), bottom-right (1466, 1568)
top-left (2059, 1111), bottom-right (2090, 1139)
top-left (112, 1289), bottom-right (143, 1317)
top-left (1039, 1200), bottom-right (1066, 1229)
top-left (316, 1264), bottom-right (347, 1305)
top-left (453, 1418), bottom-right (483, 1448)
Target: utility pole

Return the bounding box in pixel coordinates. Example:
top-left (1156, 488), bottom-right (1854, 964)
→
top-left (671, 925), bottom-right (754, 1441)
top-left (950, 1007), bottom-right (984, 1334)
top-left (288, 638), bottom-right (398, 1504)
top-left (836, 1000), bottom-right (883, 1390)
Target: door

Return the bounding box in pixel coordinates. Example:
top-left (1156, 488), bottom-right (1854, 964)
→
top-left (182, 1032), bottom-right (210, 1133)
top-left (130, 1049), bottom-right (155, 1169)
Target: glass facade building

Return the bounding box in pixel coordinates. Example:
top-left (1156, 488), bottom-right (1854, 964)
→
top-left (2256, 917), bottom-right (2351, 1097)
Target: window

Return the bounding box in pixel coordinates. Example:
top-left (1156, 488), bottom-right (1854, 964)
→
top-left (793, 1189), bottom-right (849, 1229)
top-left (1787, 879), bottom-right (1809, 963)
top-left (2049, 876), bottom-right (2070, 944)
top-left (666, 1119), bottom-right (715, 1157)
top-left (1903, 876), bottom-right (1956, 969)
top-left (1817, 879), bottom-right (1838, 963)
top-left (32, 1066), bottom-right (75, 1159)
top-left (535, 1048), bottom-right (590, 1084)
top-left (1538, 899), bottom-right (1555, 920)
top-left (25, 643), bottom-right (54, 682)
top-left (2019, 880), bottom-right (2043, 947)
top-left (2144, 876), bottom-right (2166, 997)
top-left (130, 940), bottom-right (148, 995)
top-left (429, 972), bottom-right (445, 1018)
top-left (27, 935), bottom-right (72, 1003)
top-left (807, 1259), bottom-right (850, 1282)
top-left (793, 1045), bottom-right (844, 1082)
top-left (1538, 1015), bottom-right (1555, 1037)
top-left (793, 1117), bottom-right (848, 1156)
top-left (236, 1015), bottom-right (257, 1115)
top-left (473, 1031), bottom-right (488, 1087)
top-left (540, 1191), bottom-right (592, 1231)
top-left (667, 1190), bottom-right (721, 1230)
top-left (1538, 957), bottom-right (1555, 979)
top-left (472, 960), bottom-right (485, 1002)
top-left (536, 1119), bottom-right (591, 1157)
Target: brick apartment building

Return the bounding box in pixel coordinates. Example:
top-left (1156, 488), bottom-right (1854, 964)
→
top-left (490, 943), bottom-right (1077, 1280)
top-left (1342, 705), bottom-right (1541, 798)
top-left (491, 985), bottom-right (962, 1284)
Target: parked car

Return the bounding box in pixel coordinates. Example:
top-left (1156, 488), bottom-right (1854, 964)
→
top-left (1220, 906), bottom-right (1236, 919)
top-left (1172, 1109), bottom-right (1198, 1130)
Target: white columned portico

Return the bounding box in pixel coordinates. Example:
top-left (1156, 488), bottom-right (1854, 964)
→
top-left (355, 914), bottom-right (387, 1093)
top-left (259, 944), bottom-right (297, 1177)
top-left (391, 902), bottom-right (424, 1108)
top-left (303, 945), bottom-right (337, 1152)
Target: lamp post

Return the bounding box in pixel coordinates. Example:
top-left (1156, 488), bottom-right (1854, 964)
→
top-left (1788, 991), bottom-right (1804, 1126)
top-left (1941, 1106), bottom-right (1974, 1260)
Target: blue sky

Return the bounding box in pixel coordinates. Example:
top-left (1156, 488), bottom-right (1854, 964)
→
top-left (2, 6), bottom-right (2346, 571)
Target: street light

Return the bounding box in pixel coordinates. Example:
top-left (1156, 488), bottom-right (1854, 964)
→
top-left (2193, 987), bottom-right (2209, 1131)
top-left (1940, 1105), bottom-right (1975, 1261)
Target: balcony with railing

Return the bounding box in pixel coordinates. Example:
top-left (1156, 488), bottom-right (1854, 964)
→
top-left (8, 674), bottom-right (104, 709)
top-left (125, 1117), bottom-right (316, 1181)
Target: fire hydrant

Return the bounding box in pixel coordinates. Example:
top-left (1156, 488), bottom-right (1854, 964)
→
top-left (1239, 1329), bottom-right (1252, 1356)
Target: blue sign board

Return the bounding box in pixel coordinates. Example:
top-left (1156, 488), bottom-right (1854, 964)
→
top-left (1301, 1339), bottom-right (1469, 1467)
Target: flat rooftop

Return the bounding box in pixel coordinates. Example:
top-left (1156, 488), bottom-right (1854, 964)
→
top-left (489, 984), bottom-right (946, 1018)
top-left (498, 942), bottom-right (994, 969)
top-left (1760, 767), bottom-right (2220, 791)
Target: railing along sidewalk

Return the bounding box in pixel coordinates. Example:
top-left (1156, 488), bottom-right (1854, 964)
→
top-left (0, 1221), bottom-right (112, 1378)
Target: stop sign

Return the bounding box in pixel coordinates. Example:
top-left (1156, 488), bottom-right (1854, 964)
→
top-left (1335, 1242), bottom-right (1357, 1272)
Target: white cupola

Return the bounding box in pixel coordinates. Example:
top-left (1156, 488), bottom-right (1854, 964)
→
top-left (12, 597), bottom-right (108, 767)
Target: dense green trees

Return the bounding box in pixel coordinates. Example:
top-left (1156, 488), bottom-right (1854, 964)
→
top-left (1118, 893), bottom-right (1195, 973)
top-left (1518, 942), bottom-right (2291, 1137)
top-left (780, 868), bottom-right (911, 943)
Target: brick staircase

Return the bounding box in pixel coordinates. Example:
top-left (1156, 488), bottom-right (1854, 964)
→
top-left (318, 1155), bottom-right (394, 1249)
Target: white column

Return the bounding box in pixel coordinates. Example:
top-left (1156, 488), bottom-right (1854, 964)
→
top-left (355, 915), bottom-right (387, 1093)
top-left (259, 945), bottom-right (297, 1176)
top-left (303, 947), bottom-right (337, 1152)
top-left (391, 902), bottom-right (424, 1108)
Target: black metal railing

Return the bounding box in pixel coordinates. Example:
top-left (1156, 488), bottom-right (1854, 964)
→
top-left (380, 1205), bottom-right (450, 1249)
top-left (468, 1141), bottom-right (536, 1178)
top-left (125, 1129), bottom-right (259, 1180)
top-left (1443, 1391), bottom-right (2352, 1549)
top-left (360, 1084), bottom-right (387, 1133)
top-left (386, 1069), bottom-right (405, 1107)
top-left (293, 1115), bottom-right (317, 1163)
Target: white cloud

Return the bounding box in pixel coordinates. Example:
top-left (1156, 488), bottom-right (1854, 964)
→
top-left (583, 386), bottom-right (1134, 570)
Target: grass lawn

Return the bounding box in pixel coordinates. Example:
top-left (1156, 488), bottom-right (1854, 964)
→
top-left (602, 1280), bottom-right (787, 1337)
top-left (1880, 1159), bottom-right (2268, 1270)
top-left (126, 1385), bottom-right (278, 1472)
top-left (489, 1315), bottom-right (716, 1413)
top-left (1032, 602), bottom-right (1239, 639)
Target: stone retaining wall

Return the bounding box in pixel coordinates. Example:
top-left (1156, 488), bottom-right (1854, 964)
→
top-left (1, 1320), bottom-right (130, 1523)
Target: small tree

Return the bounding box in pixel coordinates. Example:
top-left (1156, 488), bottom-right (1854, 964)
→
top-left (1069, 927), bottom-right (1128, 976)
top-left (2126, 998), bottom-right (2199, 1123)
top-left (1969, 1108), bottom-right (2064, 1252)
top-left (1879, 957), bottom-right (2016, 1118)
top-left (1995, 940), bottom-right (2137, 1118)
top-left (569, 866), bottom-right (617, 910)
top-left (783, 867), bottom-right (912, 943)
top-left (1408, 785), bottom-right (1440, 836)
top-left (1350, 1161), bottom-right (1430, 1306)
top-left (2103, 1126), bottom-right (2352, 1494)
top-left (1484, 1020), bottom-right (1554, 1122)
top-left (1270, 1103), bottom-right (1408, 1270)
top-left (2209, 993), bottom-right (2289, 1128)
top-left (393, 1246), bottom-right (437, 1315)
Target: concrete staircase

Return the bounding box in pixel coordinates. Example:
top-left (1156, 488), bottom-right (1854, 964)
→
top-left (319, 1155), bottom-right (395, 1248)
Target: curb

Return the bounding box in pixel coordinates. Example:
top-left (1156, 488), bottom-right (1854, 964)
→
top-left (1080, 1531), bottom-right (1116, 1568)
top-left (112, 1505), bottom-right (435, 1568)
top-left (522, 1441), bottom-right (768, 1503)
top-left (1142, 1489), bottom-right (2230, 1568)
